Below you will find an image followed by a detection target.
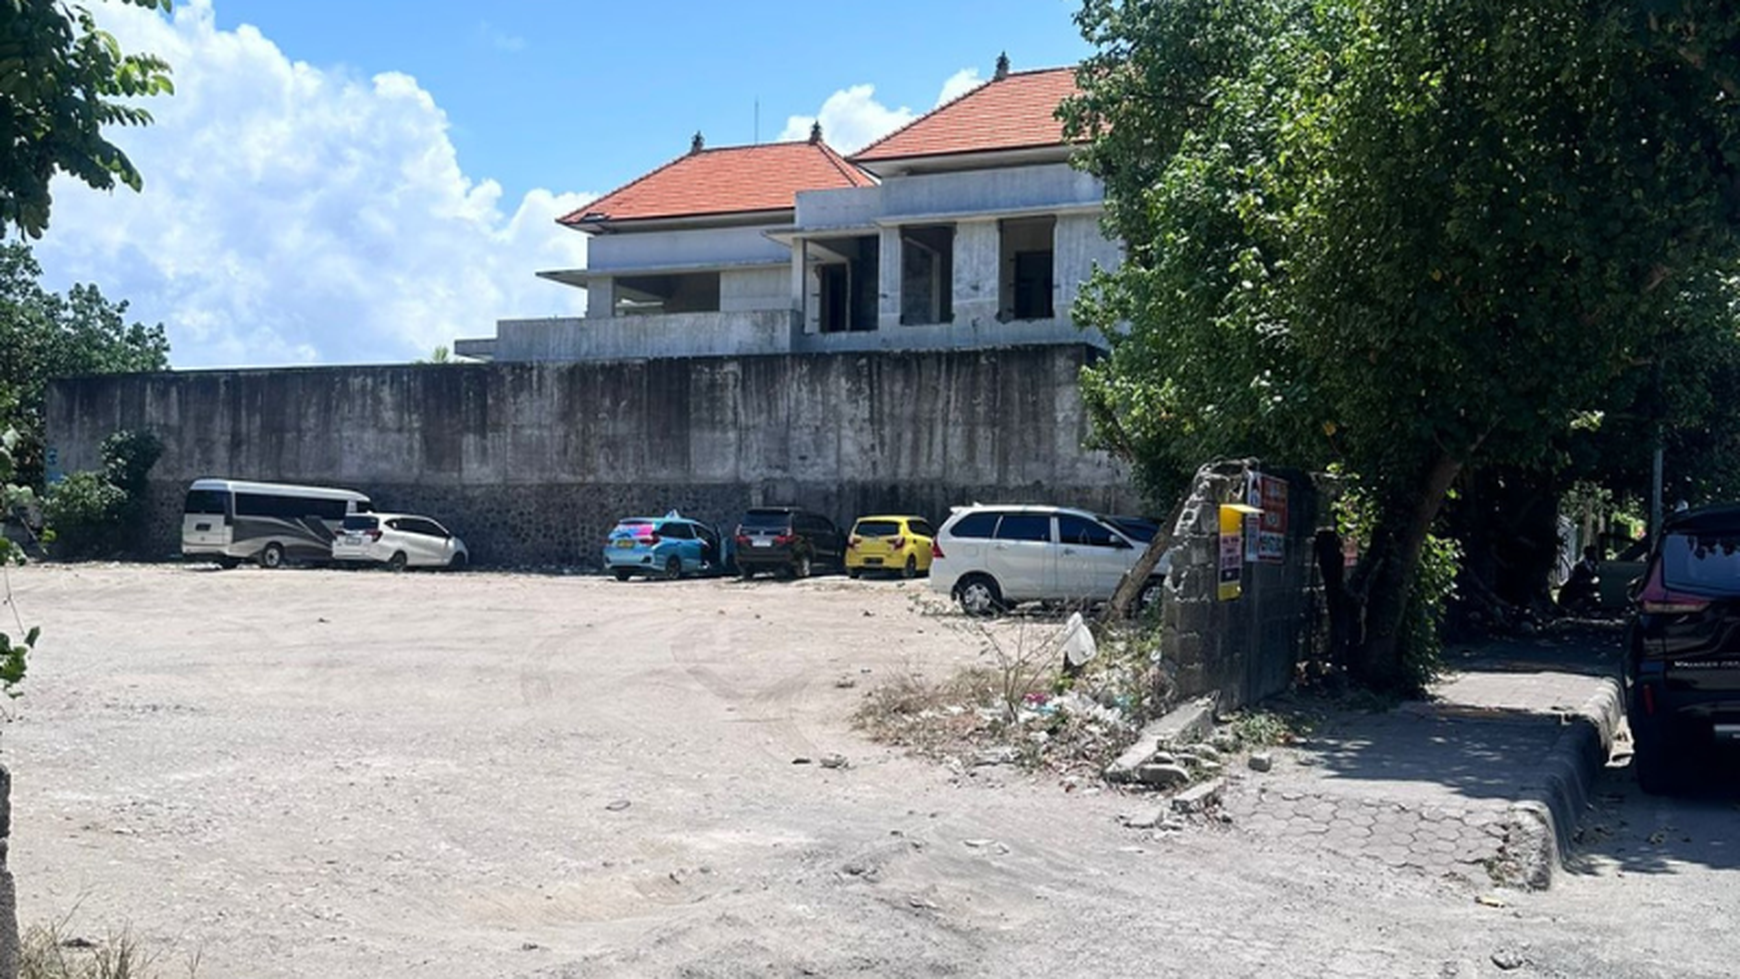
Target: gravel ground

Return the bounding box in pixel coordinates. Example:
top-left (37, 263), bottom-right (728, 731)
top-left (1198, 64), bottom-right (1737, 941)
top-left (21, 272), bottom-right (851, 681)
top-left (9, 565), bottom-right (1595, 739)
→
top-left (2, 564), bottom-right (1734, 978)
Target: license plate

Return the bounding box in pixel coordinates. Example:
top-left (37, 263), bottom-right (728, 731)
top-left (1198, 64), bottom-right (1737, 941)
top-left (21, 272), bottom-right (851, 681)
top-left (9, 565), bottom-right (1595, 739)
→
top-left (752, 539), bottom-right (772, 548)
top-left (343, 534), bottom-right (363, 544)
top-left (614, 539), bottom-right (636, 549)
top-left (865, 558), bottom-right (883, 566)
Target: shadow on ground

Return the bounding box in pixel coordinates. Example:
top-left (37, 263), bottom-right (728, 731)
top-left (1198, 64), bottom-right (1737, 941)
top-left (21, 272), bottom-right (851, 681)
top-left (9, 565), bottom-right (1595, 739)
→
top-left (1562, 744), bottom-right (1740, 877)
top-left (1271, 624), bottom-right (1625, 805)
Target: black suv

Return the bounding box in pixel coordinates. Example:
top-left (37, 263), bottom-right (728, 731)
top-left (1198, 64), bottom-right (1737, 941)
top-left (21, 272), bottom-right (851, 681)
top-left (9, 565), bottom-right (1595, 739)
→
top-left (733, 507), bottom-right (844, 579)
top-left (1625, 505), bottom-right (1740, 793)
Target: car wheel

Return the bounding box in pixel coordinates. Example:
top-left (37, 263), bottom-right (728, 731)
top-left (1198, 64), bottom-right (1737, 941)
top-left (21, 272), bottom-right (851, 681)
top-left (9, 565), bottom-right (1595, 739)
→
top-left (1135, 578), bottom-right (1165, 617)
top-left (902, 555), bottom-right (918, 580)
top-left (738, 566), bottom-right (755, 580)
top-left (611, 568), bottom-right (633, 582)
top-left (792, 553), bottom-right (812, 579)
top-left (387, 551), bottom-right (408, 572)
top-left (955, 574), bottom-right (1003, 617)
top-left (216, 557), bottom-right (239, 570)
top-left (448, 552), bottom-right (468, 571)
top-left (664, 556), bottom-right (683, 581)
top-left (258, 542), bottom-right (285, 570)
top-left (847, 567), bottom-right (861, 579)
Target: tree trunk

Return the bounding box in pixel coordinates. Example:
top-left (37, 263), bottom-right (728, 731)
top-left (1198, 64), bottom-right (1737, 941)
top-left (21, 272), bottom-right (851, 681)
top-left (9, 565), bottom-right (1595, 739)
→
top-left (1105, 492), bottom-right (1190, 621)
top-left (1349, 451), bottom-right (1464, 690)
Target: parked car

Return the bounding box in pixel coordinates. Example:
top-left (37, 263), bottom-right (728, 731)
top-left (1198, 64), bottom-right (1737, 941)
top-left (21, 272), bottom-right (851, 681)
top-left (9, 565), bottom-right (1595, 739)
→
top-left (1624, 505), bottom-right (1740, 794)
top-left (733, 506), bottom-right (844, 579)
top-left (1597, 534), bottom-right (1652, 611)
top-left (331, 513), bottom-right (468, 570)
top-left (845, 514), bottom-right (936, 579)
top-left (603, 512), bottom-right (731, 580)
top-left (929, 504), bottom-right (1166, 615)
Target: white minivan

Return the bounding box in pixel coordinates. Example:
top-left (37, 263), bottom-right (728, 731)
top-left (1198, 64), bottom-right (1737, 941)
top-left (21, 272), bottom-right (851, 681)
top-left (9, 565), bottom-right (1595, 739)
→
top-left (928, 504), bottom-right (1170, 615)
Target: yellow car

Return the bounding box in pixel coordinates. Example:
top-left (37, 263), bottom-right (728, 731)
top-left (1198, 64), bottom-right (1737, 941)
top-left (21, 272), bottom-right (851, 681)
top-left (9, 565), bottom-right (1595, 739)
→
top-left (845, 514), bottom-right (937, 579)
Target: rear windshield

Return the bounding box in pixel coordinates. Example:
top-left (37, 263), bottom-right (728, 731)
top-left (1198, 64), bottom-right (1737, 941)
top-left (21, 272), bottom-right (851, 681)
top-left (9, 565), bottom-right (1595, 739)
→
top-left (342, 515), bottom-right (379, 531)
top-left (611, 520), bottom-right (654, 537)
top-left (1661, 532), bottom-right (1740, 595)
top-left (741, 510), bottom-right (794, 530)
top-left (184, 489), bottom-right (227, 515)
top-left (855, 520), bottom-right (901, 537)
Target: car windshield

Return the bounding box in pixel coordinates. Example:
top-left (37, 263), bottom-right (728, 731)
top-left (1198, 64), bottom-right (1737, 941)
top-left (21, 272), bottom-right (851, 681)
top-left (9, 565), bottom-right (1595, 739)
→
top-left (1660, 531), bottom-right (1740, 595)
top-left (341, 515), bottom-right (378, 531)
top-left (741, 510), bottom-right (793, 530)
top-left (855, 520), bottom-right (901, 537)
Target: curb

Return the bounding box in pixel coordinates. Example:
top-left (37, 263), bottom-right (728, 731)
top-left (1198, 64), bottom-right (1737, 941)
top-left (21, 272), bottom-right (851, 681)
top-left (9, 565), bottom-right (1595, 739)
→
top-left (1498, 678), bottom-right (1623, 889)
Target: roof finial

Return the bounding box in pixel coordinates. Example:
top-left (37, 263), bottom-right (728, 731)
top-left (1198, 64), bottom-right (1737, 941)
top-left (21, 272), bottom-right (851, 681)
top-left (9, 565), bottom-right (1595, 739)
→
top-left (690, 131), bottom-right (705, 154)
top-left (994, 51), bottom-right (1010, 81)
top-left (808, 120), bottom-right (823, 145)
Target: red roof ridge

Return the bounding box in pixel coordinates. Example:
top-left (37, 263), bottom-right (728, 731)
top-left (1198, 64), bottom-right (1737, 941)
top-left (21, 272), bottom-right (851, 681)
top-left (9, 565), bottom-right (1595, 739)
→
top-left (850, 64), bottom-right (1081, 164)
top-left (559, 138), bottom-right (874, 227)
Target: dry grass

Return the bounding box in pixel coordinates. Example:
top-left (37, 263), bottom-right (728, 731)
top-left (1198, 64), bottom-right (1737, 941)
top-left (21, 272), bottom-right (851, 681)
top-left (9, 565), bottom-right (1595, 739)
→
top-left (20, 917), bottom-right (199, 979)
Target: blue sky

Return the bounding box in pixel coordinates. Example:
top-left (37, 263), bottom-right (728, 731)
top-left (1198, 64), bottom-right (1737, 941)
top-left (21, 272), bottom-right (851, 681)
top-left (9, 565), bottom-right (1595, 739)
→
top-left (214, 0), bottom-right (1092, 205)
top-left (27, 0), bottom-right (1092, 368)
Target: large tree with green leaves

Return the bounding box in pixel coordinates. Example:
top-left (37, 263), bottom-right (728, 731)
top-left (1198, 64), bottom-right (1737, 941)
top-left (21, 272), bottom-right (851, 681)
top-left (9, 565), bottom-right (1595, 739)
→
top-left (0, 0), bottom-right (174, 238)
top-left (1064, 0), bottom-right (1740, 689)
top-left (0, 242), bottom-right (169, 488)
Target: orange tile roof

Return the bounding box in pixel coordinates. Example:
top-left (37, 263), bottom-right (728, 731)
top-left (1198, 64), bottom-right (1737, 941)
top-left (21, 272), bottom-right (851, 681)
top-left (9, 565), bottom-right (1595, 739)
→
top-left (559, 139), bottom-right (875, 226)
top-left (853, 67), bottom-right (1081, 163)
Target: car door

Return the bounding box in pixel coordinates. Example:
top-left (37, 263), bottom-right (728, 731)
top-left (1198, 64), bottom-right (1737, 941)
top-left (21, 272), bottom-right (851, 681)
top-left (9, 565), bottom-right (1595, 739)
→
top-left (1055, 513), bottom-right (1135, 601)
top-left (664, 521), bottom-right (701, 572)
top-left (987, 512), bottom-right (1055, 602)
top-left (399, 518), bottom-right (442, 566)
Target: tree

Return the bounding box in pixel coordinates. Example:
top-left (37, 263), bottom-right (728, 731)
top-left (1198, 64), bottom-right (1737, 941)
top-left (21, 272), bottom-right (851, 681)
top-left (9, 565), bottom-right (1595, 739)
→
top-left (0, 0), bottom-right (174, 239)
top-left (1064, 0), bottom-right (1740, 689)
top-left (0, 242), bottom-right (170, 488)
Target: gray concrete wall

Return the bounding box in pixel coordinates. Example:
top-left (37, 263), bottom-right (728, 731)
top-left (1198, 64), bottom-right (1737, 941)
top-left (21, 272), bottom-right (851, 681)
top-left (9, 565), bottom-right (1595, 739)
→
top-left (1162, 461), bottom-right (1326, 710)
top-left (492, 310), bottom-right (796, 362)
top-left (46, 345), bottom-right (1135, 567)
top-left (589, 223), bottom-right (792, 271)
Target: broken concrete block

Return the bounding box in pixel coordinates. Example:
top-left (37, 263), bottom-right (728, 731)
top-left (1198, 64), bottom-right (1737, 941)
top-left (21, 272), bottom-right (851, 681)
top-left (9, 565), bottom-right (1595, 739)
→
top-left (1171, 778), bottom-right (1225, 813)
top-left (1134, 764), bottom-right (1191, 789)
top-left (1248, 752), bottom-right (1274, 773)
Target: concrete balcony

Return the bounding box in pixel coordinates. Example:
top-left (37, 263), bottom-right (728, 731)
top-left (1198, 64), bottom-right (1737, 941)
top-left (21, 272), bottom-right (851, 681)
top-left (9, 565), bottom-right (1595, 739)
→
top-left (477, 310), bottom-right (800, 363)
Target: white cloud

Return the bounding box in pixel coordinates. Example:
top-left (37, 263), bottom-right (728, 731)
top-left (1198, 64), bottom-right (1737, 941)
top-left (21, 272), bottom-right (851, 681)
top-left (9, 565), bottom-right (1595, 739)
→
top-left (780, 70), bottom-right (989, 155)
top-left (31, 0), bottom-right (590, 368)
top-left (478, 21), bottom-right (526, 53)
top-left (935, 68), bottom-right (982, 106)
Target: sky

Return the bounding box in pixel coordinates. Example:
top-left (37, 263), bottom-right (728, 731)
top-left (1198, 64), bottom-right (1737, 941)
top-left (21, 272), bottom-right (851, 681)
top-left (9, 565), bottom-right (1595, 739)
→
top-left (27, 0), bottom-right (1092, 369)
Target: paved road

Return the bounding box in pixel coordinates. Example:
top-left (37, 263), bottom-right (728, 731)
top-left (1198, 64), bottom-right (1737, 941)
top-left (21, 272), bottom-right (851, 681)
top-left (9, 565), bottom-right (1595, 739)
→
top-left (4, 565), bottom-right (1736, 978)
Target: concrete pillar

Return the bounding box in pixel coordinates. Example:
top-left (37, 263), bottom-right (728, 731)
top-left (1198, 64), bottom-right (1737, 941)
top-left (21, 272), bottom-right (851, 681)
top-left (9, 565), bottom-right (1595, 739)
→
top-left (0, 764), bottom-right (16, 979)
top-left (878, 226), bottom-right (902, 330)
top-left (953, 219), bottom-right (1000, 330)
top-left (584, 277), bottom-right (616, 319)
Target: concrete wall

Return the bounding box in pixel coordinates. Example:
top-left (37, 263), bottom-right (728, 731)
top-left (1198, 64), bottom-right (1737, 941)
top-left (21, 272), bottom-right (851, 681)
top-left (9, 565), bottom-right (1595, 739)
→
top-left (721, 267), bottom-right (789, 313)
top-left (491, 310), bottom-right (796, 362)
top-left (1162, 461), bottom-right (1326, 710)
top-left (46, 345), bottom-right (1135, 566)
top-left (589, 223), bottom-right (791, 271)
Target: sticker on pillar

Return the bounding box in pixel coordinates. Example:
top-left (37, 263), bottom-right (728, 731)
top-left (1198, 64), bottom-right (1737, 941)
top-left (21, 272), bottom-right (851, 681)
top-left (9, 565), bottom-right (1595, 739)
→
top-left (1257, 474), bottom-right (1288, 564)
top-left (1219, 503), bottom-right (1259, 601)
top-left (1244, 473), bottom-right (1261, 562)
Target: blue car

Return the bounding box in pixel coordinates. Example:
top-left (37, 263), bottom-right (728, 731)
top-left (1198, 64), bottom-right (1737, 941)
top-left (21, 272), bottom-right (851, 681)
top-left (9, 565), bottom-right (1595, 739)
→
top-left (603, 512), bottom-right (733, 580)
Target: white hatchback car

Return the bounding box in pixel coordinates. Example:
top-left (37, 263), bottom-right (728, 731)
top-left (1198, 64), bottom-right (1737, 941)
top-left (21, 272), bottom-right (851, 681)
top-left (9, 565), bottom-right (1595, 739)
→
top-left (331, 513), bottom-right (469, 571)
top-left (929, 504), bottom-right (1169, 615)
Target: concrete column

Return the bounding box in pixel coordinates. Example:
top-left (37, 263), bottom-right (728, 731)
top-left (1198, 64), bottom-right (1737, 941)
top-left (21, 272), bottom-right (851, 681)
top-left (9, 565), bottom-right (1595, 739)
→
top-left (584, 277), bottom-right (616, 319)
top-left (878, 226), bottom-right (902, 330)
top-left (953, 219), bottom-right (1000, 330)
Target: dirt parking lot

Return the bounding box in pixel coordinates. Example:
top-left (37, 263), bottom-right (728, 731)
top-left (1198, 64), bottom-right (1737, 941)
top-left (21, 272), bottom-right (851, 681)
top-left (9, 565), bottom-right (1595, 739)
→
top-left (0, 564), bottom-right (1693, 978)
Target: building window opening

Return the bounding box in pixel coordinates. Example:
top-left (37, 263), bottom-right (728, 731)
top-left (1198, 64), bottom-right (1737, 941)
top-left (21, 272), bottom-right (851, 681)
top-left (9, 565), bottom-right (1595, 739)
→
top-left (810, 234), bottom-right (879, 334)
top-left (999, 216), bottom-right (1055, 321)
top-left (900, 225), bottom-right (954, 325)
top-left (613, 272), bottom-right (721, 316)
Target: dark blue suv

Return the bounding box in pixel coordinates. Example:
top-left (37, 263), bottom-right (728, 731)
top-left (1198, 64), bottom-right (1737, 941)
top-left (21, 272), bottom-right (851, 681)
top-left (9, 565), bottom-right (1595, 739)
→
top-left (1625, 505), bottom-right (1740, 793)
